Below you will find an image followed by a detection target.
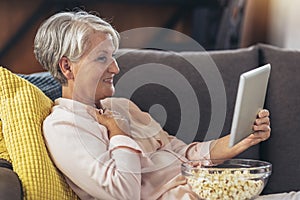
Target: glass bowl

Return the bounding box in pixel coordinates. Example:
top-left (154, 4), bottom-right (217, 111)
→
top-left (181, 159), bottom-right (272, 200)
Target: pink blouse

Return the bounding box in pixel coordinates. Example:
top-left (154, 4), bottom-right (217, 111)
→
top-left (43, 97), bottom-right (212, 200)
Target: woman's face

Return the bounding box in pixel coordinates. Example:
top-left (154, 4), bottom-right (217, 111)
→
top-left (71, 31), bottom-right (119, 105)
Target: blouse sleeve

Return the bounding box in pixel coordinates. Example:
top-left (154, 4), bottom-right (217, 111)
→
top-left (166, 134), bottom-right (213, 161)
top-left (114, 98), bottom-right (213, 162)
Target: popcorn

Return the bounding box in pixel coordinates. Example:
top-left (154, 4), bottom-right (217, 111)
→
top-left (186, 169), bottom-right (264, 200)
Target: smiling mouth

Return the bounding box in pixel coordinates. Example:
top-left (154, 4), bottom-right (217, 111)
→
top-left (103, 77), bottom-right (113, 84)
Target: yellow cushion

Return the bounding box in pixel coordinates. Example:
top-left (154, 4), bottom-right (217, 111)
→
top-left (0, 67), bottom-right (78, 200)
top-left (0, 120), bottom-right (11, 162)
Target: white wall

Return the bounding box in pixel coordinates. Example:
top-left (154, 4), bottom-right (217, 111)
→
top-left (268, 0), bottom-right (300, 49)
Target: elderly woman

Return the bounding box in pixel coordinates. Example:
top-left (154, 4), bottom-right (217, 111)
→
top-left (34, 11), bottom-right (271, 200)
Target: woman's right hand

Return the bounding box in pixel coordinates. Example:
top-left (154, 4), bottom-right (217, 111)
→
top-left (88, 107), bottom-right (129, 139)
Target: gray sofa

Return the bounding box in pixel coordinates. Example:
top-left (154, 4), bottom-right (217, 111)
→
top-left (0, 43), bottom-right (299, 199)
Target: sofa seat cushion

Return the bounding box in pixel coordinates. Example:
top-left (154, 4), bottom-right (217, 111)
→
top-left (0, 67), bottom-right (78, 199)
top-left (0, 165), bottom-right (23, 200)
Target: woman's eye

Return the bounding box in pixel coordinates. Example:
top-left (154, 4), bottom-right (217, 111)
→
top-left (97, 56), bottom-right (107, 63)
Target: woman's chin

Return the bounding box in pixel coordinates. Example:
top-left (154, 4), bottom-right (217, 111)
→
top-left (97, 91), bottom-right (114, 100)
top-left (104, 88), bottom-right (115, 97)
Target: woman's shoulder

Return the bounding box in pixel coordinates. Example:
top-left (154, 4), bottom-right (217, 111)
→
top-left (44, 98), bottom-right (88, 124)
top-left (43, 104), bottom-right (74, 127)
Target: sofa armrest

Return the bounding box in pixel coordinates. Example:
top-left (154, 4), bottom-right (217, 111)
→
top-left (0, 159), bottom-right (23, 200)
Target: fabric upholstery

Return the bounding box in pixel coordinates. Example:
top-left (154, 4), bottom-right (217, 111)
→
top-left (18, 72), bottom-right (62, 101)
top-left (0, 158), bottom-right (12, 169)
top-left (0, 67), bottom-right (78, 200)
top-left (0, 165), bottom-right (23, 200)
top-left (258, 44), bottom-right (300, 194)
top-left (2, 43), bottom-right (299, 197)
top-left (115, 46), bottom-right (260, 159)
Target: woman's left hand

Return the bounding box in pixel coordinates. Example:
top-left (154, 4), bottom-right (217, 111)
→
top-left (242, 109), bottom-right (271, 146)
top-left (210, 109), bottom-right (271, 160)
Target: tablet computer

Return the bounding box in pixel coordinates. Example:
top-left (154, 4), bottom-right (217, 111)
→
top-left (229, 64), bottom-right (271, 147)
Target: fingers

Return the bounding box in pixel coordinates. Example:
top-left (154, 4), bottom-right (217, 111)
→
top-left (87, 107), bottom-right (123, 122)
top-left (99, 108), bottom-right (104, 114)
top-left (101, 109), bottom-right (113, 118)
top-left (254, 109), bottom-right (270, 131)
top-left (255, 117), bottom-right (270, 125)
top-left (86, 107), bottom-right (111, 122)
top-left (252, 109), bottom-right (271, 142)
top-left (258, 109), bottom-right (269, 118)
top-left (253, 124), bottom-right (271, 132)
top-left (252, 123), bottom-right (271, 142)
top-left (242, 109), bottom-right (271, 146)
top-left (102, 110), bottom-right (123, 119)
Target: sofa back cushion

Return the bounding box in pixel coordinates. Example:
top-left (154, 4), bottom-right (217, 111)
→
top-left (115, 46), bottom-right (259, 159)
top-left (18, 72), bottom-right (62, 101)
top-left (16, 46), bottom-right (260, 161)
top-left (258, 44), bottom-right (300, 194)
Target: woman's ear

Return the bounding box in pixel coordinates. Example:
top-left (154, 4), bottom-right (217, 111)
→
top-left (59, 57), bottom-right (74, 80)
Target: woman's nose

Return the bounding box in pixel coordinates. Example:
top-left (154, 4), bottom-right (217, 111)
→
top-left (108, 59), bottom-right (120, 74)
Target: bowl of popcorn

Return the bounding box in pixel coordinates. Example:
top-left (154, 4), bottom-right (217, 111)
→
top-left (182, 159), bottom-right (272, 200)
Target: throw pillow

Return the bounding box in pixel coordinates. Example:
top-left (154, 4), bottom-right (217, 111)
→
top-left (0, 120), bottom-right (11, 162)
top-left (0, 67), bottom-right (78, 200)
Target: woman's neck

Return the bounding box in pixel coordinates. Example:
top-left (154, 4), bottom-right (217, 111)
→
top-left (62, 85), bottom-right (104, 109)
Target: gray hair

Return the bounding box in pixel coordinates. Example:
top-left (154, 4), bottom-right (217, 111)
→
top-left (34, 11), bottom-right (120, 85)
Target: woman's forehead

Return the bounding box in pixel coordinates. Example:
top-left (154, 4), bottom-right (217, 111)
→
top-left (84, 32), bottom-right (114, 57)
top-left (90, 32), bottom-right (113, 48)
